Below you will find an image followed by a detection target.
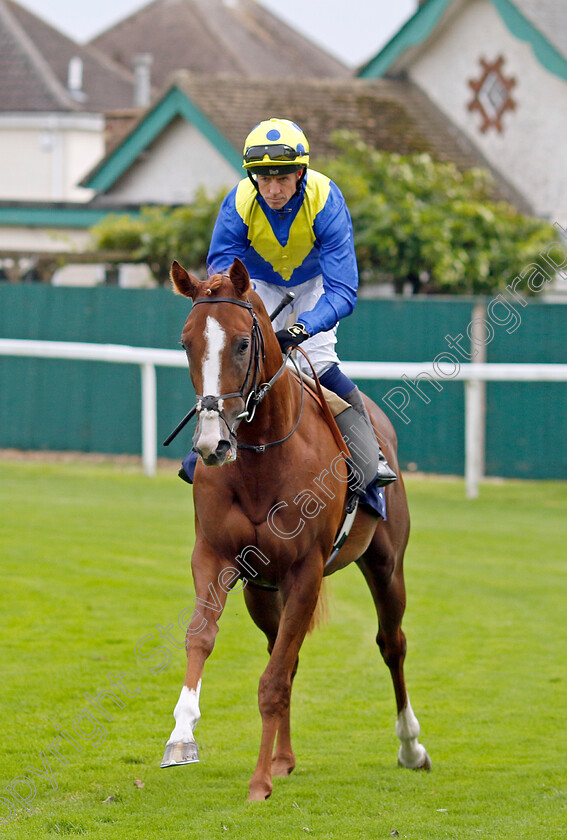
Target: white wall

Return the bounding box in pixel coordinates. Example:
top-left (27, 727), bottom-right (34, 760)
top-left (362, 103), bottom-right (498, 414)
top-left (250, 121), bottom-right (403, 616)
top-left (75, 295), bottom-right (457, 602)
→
top-left (409, 0), bottom-right (567, 224)
top-left (101, 117), bottom-right (240, 205)
top-left (0, 114), bottom-right (103, 202)
top-left (0, 225), bottom-right (91, 252)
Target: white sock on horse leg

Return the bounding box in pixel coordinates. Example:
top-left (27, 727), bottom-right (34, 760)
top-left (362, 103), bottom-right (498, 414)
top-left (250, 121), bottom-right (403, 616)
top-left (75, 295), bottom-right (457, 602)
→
top-left (167, 681), bottom-right (202, 744)
top-left (395, 696), bottom-right (428, 768)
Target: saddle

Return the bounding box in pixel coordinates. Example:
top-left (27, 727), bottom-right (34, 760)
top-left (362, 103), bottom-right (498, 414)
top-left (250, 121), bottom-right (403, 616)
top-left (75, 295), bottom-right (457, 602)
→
top-left (290, 350), bottom-right (386, 555)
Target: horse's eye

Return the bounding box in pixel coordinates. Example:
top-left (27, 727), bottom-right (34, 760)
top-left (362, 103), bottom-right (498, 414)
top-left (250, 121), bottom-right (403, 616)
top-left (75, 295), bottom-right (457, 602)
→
top-left (238, 338), bottom-right (250, 355)
top-left (180, 340), bottom-right (190, 353)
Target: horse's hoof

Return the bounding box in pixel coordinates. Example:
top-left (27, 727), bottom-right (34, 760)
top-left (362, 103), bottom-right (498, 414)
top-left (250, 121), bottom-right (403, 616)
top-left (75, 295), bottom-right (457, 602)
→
top-left (271, 755), bottom-right (295, 777)
top-left (247, 787), bottom-right (272, 802)
top-left (398, 749), bottom-right (431, 771)
top-left (418, 752), bottom-right (432, 771)
top-left (161, 740), bottom-right (199, 768)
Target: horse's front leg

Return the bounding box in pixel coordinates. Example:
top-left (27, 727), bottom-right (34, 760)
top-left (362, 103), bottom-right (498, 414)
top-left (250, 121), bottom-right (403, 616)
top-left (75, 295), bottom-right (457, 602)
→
top-left (243, 585), bottom-right (297, 778)
top-left (248, 555), bottom-right (323, 801)
top-left (161, 538), bottom-right (233, 768)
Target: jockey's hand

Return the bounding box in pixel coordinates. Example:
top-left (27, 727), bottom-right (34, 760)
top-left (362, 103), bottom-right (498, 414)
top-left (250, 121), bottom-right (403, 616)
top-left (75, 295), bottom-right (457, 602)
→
top-left (275, 323), bottom-right (310, 353)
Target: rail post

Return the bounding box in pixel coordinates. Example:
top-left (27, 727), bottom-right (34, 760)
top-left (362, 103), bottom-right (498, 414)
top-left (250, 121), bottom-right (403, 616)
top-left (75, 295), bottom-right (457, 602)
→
top-left (464, 378), bottom-right (484, 499)
top-left (141, 362), bottom-right (157, 477)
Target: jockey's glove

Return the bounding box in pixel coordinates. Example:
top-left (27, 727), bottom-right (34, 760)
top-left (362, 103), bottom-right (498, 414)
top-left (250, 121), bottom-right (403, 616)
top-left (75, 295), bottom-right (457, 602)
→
top-left (275, 323), bottom-right (310, 353)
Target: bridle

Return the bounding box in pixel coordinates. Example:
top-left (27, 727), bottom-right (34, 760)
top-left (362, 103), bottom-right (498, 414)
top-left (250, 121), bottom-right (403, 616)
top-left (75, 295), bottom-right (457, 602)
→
top-left (163, 295), bottom-right (304, 453)
top-left (193, 296), bottom-right (265, 435)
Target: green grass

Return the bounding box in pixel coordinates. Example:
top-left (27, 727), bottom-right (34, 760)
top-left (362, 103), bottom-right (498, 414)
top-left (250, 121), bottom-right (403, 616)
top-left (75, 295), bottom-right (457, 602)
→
top-left (0, 457), bottom-right (565, 839)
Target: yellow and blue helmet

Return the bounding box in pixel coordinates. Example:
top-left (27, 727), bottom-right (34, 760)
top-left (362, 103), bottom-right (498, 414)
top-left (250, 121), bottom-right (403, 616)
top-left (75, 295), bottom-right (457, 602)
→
top-left (242, 118), bottom-right (310, 175)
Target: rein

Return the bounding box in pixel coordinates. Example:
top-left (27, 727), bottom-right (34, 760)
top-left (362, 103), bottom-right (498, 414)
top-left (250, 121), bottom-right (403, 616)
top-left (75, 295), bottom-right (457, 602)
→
top-left (237, 351), bottom-right (304, 453)
top-left (163, 294), bottom-right (303, 452)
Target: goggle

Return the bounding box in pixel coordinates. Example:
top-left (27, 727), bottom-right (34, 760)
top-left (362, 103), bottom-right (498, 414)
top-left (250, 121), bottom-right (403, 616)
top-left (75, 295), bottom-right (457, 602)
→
top-left (244, 144), bottom-right (305, 164)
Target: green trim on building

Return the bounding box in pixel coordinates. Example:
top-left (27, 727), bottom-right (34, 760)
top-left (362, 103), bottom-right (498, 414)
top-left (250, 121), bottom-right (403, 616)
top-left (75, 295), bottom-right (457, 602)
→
top-left (83, 87), bottom-right (242, 192)
top-left (0, 205), bottom-right (117, 228)
top-left (358, 0), bottom-right (453, 78)
top-left (492, 0), bottom-right (567, 81)
top-left (358, 0), bottom-right (567, 82)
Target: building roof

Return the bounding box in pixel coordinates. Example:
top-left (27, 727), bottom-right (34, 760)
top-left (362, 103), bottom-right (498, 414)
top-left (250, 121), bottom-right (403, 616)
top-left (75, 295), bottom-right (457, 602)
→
top-left (83, 70), bottom-right (530, 210)
top-left (0, 0), bottom-right (137, 112)
top-left (358, 0), bottom-right (567, 83)
top-left (89, 0), bottom-right (349, 89)
top-left (172, 72), bottom-right (489, 166)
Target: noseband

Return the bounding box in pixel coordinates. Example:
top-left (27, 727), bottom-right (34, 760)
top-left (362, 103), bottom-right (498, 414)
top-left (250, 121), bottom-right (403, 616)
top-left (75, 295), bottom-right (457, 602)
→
top-left (163, 295), bottom-right (303, 452)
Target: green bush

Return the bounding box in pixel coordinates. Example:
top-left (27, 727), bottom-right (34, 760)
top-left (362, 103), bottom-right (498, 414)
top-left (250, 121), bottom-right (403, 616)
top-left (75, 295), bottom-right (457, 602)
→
top-left (90, 187), bottom-right (226, 284)
top-left (92, 213), bottom-right (146, 252)
top-left (314, 132), bottom-right (554, 294)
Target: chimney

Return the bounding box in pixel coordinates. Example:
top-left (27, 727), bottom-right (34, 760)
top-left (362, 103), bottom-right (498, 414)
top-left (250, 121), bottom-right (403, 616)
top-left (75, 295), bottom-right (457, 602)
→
top-left (133, 54), bottom-right (153, 108)
top-left (67, 56), bottom-right (86, 102)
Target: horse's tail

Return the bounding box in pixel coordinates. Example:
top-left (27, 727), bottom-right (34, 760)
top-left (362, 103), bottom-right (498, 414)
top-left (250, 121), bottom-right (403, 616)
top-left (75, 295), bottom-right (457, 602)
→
top-left (308, 579), bottom-right (328, 633)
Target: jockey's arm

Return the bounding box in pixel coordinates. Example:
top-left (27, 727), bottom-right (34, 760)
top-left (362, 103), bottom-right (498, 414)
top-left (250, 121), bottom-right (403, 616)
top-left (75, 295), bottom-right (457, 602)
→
top-left (295, 191), bottom-right (359, 336)
top-left (207, 187), bottom-right (249, 275)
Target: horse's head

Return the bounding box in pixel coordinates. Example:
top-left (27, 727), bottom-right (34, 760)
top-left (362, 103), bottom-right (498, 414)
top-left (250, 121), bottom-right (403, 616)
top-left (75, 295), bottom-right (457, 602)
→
top-left (171, 258), bottom-right (266, 467)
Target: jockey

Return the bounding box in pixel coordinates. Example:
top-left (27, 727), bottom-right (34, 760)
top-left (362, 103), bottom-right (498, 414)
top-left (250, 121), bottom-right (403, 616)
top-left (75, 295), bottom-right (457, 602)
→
top-left (206, 117), bottom-right (396, 489)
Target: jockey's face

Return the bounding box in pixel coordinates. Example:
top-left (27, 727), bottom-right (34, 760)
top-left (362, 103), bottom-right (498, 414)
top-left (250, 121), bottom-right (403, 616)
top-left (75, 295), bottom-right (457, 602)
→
top-left (256, 169), bottom-right (304, 210)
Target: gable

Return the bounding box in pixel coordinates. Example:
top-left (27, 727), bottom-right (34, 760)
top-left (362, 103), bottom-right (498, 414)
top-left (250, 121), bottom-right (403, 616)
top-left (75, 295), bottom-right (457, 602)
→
top-left (83, 87), bottom-right (242, 197)
top-left (359, 0), bottom-right (567, 83)
top-left (367, 0), bottom-right (567, 223)
top-left (96, 116), bottom-right (240, 205)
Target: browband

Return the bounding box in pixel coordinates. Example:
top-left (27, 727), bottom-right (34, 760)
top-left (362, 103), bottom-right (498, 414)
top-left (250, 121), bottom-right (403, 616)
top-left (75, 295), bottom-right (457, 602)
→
top-left (192, 297), bottom-right (253, 310)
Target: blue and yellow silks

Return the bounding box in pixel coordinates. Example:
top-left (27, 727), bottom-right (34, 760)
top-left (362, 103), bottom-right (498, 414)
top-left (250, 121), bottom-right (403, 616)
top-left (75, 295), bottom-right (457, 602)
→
top-left (207, 170), bottom-right (359, 336)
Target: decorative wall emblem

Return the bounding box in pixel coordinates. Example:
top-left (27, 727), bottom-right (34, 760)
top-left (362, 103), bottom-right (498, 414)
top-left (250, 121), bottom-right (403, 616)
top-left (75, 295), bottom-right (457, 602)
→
top-left (467, 56), bottom-right (516, 133)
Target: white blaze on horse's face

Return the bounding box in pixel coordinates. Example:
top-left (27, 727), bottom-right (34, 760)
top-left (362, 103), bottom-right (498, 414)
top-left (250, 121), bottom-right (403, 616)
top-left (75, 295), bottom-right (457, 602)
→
top-left (202, 315), bottom-right (224, 397)
top-left (194, 315), bottom-right (234, 465)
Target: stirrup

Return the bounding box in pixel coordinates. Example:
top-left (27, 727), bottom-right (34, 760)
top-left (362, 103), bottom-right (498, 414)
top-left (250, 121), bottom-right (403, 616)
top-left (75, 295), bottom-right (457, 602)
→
top-left (376, 450), bottom-right (397, 487)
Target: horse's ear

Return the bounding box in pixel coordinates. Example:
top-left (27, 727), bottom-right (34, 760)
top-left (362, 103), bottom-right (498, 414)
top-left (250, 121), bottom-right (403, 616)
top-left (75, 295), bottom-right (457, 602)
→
top-left (170, 261), bottom-right (199, 299)
top-left (229, 258), bottom-right (251, 297)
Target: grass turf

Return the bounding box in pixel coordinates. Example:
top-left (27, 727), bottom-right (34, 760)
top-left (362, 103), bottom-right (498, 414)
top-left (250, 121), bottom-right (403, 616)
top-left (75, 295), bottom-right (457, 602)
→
top-left (0, 457), bottom-right (565, 839)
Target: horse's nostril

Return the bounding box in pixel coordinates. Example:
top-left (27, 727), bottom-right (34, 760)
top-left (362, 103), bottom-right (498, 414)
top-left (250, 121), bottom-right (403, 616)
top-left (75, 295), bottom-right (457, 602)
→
top-left (215, 440), bottom-right (232, 461)
top-left (197, 439), bottom-right (232, 466)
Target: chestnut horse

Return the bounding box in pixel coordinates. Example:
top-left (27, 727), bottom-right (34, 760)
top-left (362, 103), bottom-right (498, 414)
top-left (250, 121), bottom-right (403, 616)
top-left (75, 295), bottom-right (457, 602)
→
top-left (162, 258), bottom-right (430, 801)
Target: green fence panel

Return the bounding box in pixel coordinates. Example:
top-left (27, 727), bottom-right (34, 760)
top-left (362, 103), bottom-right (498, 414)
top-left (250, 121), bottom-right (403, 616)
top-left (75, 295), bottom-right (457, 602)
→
top-left (0, 285), bottom-right (197, 460)
top-left (1, 286), bottom-right (565, 478)
top-left (484, 301), bottom-right (567, 479)
top-left (337, 298), bottom-right (475, 476)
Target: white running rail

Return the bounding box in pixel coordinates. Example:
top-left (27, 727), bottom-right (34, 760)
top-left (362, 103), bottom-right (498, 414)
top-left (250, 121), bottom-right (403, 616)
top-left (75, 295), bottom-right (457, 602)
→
top-left (1, 339), bottom-right (566, 497)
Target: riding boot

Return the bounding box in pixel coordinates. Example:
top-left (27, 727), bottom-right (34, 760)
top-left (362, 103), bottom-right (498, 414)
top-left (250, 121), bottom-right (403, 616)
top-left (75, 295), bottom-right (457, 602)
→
top-left (335, 387), bottom-right (397, 488)
top-left (179, 449), bottom-right (198, 484)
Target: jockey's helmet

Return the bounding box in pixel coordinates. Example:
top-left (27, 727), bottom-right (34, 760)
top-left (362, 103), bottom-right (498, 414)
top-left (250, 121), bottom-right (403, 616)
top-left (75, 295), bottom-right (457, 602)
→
top-left (242, 118), bottom-right (310, 175)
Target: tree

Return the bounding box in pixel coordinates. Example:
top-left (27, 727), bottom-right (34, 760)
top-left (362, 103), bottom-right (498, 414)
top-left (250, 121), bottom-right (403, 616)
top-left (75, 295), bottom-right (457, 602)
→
top-left (90, 187), bottom-right (225, 284)
top-left (314, 132), bottom-right (554, 294)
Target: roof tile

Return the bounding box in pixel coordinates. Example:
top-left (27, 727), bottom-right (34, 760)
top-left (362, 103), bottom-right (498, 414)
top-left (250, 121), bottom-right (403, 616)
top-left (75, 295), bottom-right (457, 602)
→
top-left (0, 0), bottom-right (137, 112)
top-left (89, 0), bottom-right (350, 88)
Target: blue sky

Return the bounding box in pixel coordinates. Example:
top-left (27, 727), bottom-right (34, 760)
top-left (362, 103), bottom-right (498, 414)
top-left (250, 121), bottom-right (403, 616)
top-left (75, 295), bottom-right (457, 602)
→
top-left (18, 0), bottom-right (418, 68)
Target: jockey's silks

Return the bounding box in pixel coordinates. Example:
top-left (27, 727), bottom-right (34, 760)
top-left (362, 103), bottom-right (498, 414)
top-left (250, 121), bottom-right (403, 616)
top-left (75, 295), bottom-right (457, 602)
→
top-left (207, 169), bottom-right (359, 336)
top-left (234, 172), bottom-right (331, 282)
